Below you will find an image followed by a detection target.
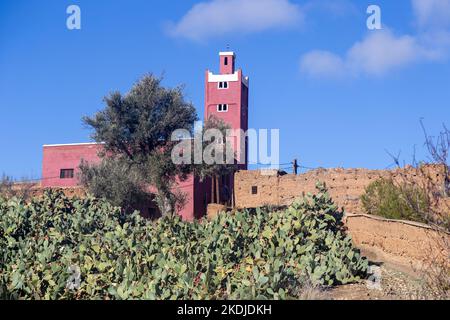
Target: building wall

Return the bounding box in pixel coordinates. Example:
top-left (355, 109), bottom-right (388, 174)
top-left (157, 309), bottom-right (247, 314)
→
top-left (234, 165), bottom-right (448, 214)
top-left (41, 143), bottom-right (205, 221)
top-left (173, 175), bottom-right (210, 221)
top-left (344, 213), bottom-right (450, 269)
top-left (41, 143), bottom-right (103, 188)
top-left (234, 166), bottom-right (449, 268)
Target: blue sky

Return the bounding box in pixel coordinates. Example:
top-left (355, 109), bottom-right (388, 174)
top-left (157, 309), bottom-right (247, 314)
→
top-left (1, 0), bottom-right (449, 179)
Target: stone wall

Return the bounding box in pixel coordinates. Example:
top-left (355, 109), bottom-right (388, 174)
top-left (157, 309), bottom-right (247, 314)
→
top-left (234, 165), bottom-right (447, 214)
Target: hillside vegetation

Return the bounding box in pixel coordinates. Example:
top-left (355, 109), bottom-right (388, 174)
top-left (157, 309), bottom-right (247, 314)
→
top-left (0, 184), bottom-right (367, 300)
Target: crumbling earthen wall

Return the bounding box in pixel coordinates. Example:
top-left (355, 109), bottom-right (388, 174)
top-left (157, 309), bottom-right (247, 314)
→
top-left (234, 165), bottom-right (447, 214)
top-left (235, 165), bottom-right (449, 267)
top-left (344, 213), bottom-right (450, 268)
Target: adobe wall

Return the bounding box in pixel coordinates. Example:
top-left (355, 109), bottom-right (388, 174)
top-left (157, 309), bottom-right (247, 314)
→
top-left (234, 165), bottom-right (447, 214)
top-left (29, 186), bottom-right (87, 198)
top-left (344, 213), bottom-right (449, 269)
top-left (235, 165), bottom-right (449, 268)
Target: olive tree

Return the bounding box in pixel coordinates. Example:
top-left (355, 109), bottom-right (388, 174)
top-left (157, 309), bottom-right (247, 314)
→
top-left (81, 75), bottom-right (197, 217)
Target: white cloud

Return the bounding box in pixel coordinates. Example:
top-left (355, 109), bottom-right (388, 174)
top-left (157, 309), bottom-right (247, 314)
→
top-left (299, 50), bottom-right (345, 78)
top-left (346, 31), bottom-right (427, 76)
top-left (167, 0), bottom-right (303, 42)
top-left (300, 30), bottom-right (438, 78)
top-left (299, 0), bottom-right (450, 79)
top-left (412, 0), bottom-right (450, 55)
top-left (412, 0), bottom-right (450, 29)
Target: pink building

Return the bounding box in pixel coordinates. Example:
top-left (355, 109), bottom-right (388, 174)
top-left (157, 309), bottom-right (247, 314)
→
top-left (205, 52), bottom-right (249, 169)
top-left (41, 51), bottom-right (249, 220)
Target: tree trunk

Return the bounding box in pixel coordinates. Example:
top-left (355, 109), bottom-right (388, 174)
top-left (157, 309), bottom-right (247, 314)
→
top-left (230, 173), bottom-right (234, 208)
top-left (211, 176), bottom-right (216, 204)
top-left (216, 175), bottom-right (220, 204)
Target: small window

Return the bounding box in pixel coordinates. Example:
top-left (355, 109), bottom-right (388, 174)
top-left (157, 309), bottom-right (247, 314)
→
top-left (60, 169), bottom-right (74, 179)
top-left (217, 104), bottom-right (228, 112)
top-left (251, 186), bottom-right (258, 195)
top-left (218, 81), bottom-right (229, 89)
top-left (224, 57), bottom-right (228, 65)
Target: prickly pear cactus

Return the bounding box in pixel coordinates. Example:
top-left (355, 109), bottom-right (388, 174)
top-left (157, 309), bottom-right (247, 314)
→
top-left (0, 185), bottom-right (368, 300)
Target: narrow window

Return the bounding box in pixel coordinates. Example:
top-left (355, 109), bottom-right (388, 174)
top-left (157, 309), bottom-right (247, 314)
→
top-left (224, 57), bottom-right (228, 65)
top-left (218, 82), bottom-right (229, 89)
top-left (251, 186), bottom-right (258, 195)
top-left (60, 169), bottom-right (74, 179)
top-left (217, 104), bottom-right (228, 112)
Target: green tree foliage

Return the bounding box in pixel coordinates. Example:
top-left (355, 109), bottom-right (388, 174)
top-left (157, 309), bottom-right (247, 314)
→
top-left (0, 184), bottom-right (367, 300)
top-left (82, 75), bottom-right (197, 217)
top-left (191, 116), bottom-right (238, 182)
top-left (84, 75), bottom-right (197, 159)
top-left (79, 158), bottom-right (152, 215)
top-left (361, 178), bottom-right (430, 223)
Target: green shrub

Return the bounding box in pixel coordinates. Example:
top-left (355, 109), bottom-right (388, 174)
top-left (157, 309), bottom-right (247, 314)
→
top-left (0, 184), bottom-right (368, 300)
top-left (361, 178), bottom-right (430, 223)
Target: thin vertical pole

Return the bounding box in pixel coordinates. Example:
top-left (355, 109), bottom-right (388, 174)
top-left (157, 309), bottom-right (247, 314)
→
top-left (293, 159), bottom-right (299, 175)
top-left (216, 175), bottom-right (220, 204)
top-left (211, 176), bottom-right (215, 204)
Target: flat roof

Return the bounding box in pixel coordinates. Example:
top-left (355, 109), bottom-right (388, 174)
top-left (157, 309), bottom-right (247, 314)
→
top-left (43, 142), bottom-right (104, 147)
top-left (219, 51), bottom-right (235, 56)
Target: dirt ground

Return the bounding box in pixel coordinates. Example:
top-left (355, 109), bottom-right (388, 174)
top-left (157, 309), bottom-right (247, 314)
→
top-left (327, 265), bottom-right (423, 300)
top-left (326, 247), bottom-right (432, 300)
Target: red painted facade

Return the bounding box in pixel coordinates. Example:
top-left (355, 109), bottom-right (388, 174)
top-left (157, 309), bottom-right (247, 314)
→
top-left (205, 52), bottom-right (249, 168)
top-left (41, 143), bottom-right (103, 188)
top-left (41, 51), bottom-right (248, 220)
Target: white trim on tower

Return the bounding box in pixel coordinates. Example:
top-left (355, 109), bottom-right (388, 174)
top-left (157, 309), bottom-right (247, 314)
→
top-left (43, 142), bottom-right (105, 147)
top-left (219, 51), bottom-right (235, 56)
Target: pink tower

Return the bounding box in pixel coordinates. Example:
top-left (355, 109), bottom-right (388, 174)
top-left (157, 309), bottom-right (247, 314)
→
top-left (204, 51), bottom-right (249, 169)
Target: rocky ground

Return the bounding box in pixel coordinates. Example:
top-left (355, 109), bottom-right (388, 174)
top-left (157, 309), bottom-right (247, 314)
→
top-left (324, 244), bottom-right (449, 300)
top-left (327, 265), bottom-right (424, 300)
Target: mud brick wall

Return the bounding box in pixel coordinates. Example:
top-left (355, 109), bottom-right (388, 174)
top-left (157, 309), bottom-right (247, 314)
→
top-left (234, 165), bottom-right (447, 214)
top-left (14, 185), bottom-right (87, 199)
top-left (344, 213), bottom-right (450, 267)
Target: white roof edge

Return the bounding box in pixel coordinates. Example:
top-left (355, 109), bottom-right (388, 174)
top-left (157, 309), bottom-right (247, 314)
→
top-left (43, 142), bottom-right (105, 147)
top-left (219, 51), bottom-right (235, 56)
top-left (207, 71), bottom-right (239, 83)
top-left (207, 71), bottom-right (249, 87)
